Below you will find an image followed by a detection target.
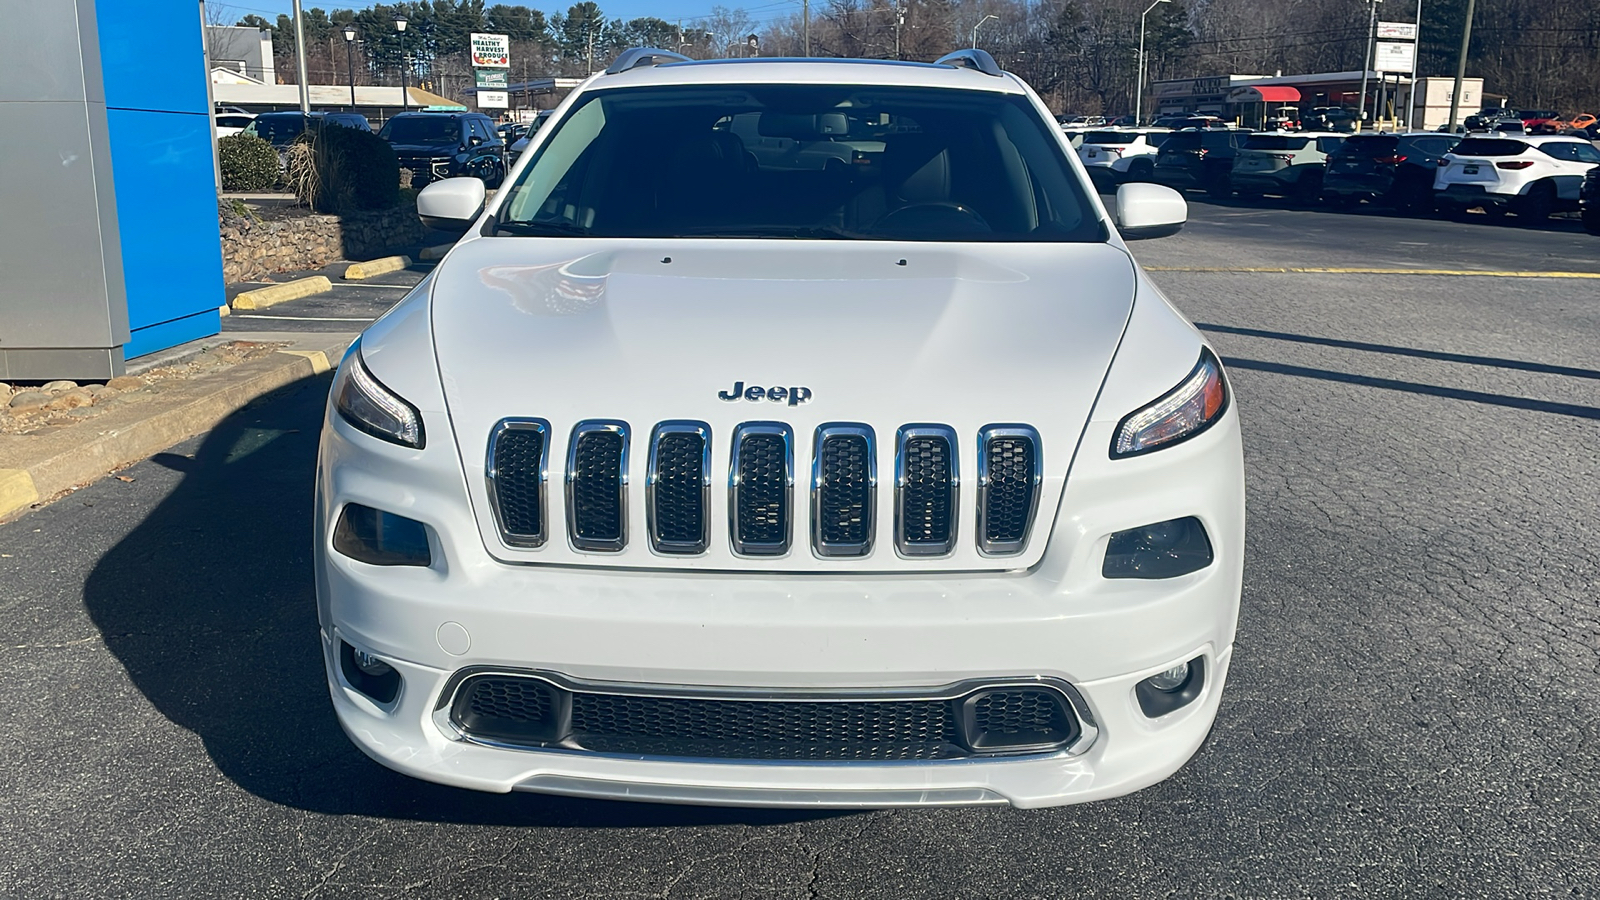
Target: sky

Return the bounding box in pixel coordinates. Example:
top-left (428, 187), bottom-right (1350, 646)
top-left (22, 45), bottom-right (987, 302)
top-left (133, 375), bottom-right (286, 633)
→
top-left (213, 0), bottom-right (806, 33)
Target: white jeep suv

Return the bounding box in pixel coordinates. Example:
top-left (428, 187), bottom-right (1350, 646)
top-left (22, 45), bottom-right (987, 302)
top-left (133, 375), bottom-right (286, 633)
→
top-left (316, 49), bottom-right (1244, 809)
top-left (1077, 128), bottom-right (1172, 183)
top-left (1434, 134), bottom-right (1600, 221)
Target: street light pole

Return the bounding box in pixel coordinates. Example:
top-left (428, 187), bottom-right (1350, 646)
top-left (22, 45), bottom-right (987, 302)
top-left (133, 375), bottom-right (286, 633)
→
top-left (394, 13), bottom-right (409, 111)
top-left (1136, 0), bottom-right (1169, 126)
top-left (1356, 0), bottom-right (1380, 130)
top-left (291, 0), bottom-right (311, 116)
top-left (342, 25), bottom-right (357, 110)
top-left (971, 14), bottom-right (998, 50)
top-left (803, 0), bottom-right (810, 56)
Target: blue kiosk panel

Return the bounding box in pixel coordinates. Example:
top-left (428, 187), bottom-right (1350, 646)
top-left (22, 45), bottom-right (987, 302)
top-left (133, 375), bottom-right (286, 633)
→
top-left (96, 0), bottom-right (222, 359)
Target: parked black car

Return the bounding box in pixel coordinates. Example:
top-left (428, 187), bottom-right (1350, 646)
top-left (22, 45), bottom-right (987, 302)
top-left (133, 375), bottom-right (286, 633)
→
top-left (379, 111), bottom-right (506, 187)
top-left (243, 110), bottom-right (371, 149)
top-left (1582, 165), bottom-right (1600, 236)
top-left (1154, 128), bottom-right (1250, 198)
top-left (1322, 132), bottom-right (1461, 212)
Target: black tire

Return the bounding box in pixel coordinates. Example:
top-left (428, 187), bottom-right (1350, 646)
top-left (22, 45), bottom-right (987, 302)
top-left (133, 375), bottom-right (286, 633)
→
top-left (1512, 181), bottom-right (1555, 223)
top-left (1583, 207), bottom-right (1600, 236)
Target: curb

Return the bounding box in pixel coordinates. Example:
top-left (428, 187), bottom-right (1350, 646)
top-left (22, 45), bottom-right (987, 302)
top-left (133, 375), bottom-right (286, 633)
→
top-left (418, 243), bottom-right (453, 261)
top-left (344, 255), bottom-right (412, 280)
top-left (0, 336), bottom-right (350, 522)
top-left (233, 275), bottom-right (333, 310)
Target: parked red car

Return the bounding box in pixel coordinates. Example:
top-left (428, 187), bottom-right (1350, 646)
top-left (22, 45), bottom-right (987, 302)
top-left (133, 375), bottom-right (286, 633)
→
top-left (1519, 110), bottom-right (1564, 134)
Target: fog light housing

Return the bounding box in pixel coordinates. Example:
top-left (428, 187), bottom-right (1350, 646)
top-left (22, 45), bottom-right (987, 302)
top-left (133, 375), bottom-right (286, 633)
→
top-left (1135, 656), bottom-right (1205, 718)
top-left (332, 503), bottom-right (432, 567)
top-left (340, 640), bottom-right (401, 704)
top-left (1102, 516), bottom-right (1213, 579)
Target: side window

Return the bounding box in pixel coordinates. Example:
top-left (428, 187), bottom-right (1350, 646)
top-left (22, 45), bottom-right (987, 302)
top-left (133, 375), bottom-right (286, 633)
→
top-left (1316, 137), bottom-right (1345, 154)
top-left (1201, 132), bottom-right (1228, 150)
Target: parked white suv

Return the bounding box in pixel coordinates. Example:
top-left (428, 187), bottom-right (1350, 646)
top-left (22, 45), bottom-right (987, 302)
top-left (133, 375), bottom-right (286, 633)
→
top-left (1229, 132), bottom-right (1346, 201)
top-left (1434, 134), bottom-right (1600, 221)
top-left (317, 48), bottom-right (1243, 809)
top-left (1077, 128), bottom-right (1172, 183)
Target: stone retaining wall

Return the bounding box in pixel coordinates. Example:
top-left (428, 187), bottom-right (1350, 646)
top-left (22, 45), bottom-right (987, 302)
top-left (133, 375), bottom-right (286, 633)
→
top-left (220, 202), bottom-right (426, 283)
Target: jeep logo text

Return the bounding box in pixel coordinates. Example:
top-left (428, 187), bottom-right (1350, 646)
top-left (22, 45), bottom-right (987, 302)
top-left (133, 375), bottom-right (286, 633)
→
top-left (718, 381), bottom-right (813, 406)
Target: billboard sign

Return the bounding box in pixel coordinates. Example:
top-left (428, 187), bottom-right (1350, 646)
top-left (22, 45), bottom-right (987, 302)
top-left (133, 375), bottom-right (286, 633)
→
top-left (470, 32), bottom-right (510, 68)
top-left (477, 90), bottom-right (509, 109)
top-left (1376, 21), bottom-right (1418, 40)
top-left (475, 69), bottom-right (507, 88)
top-left (1375, 40), bottom-right (1416, 73)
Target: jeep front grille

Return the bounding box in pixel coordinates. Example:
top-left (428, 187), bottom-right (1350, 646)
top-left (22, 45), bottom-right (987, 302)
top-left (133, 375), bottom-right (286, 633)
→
top-left (566, 421), bottom-right (628, 552)
top-left (895, 425), bottom-right (959, 557)
top-left (445, 672), bottom-right (1085, 761)
top-left (486, 419), bottom-right (1041, 560)
top-left (729, 423), bottom-right (793, 556)
top-left (812, 424), bottom-right (875, 557)
top-left (647, 421), bottom-right (711, 555)
top-left (976, 426), bottom-right (1042, 557)
top-left (486, 418), bottom-right (550, 547)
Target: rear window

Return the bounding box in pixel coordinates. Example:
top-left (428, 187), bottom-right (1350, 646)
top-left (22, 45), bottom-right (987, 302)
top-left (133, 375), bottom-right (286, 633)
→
top-left (1244, 135), bottom-right (1311, 151)
top-left (1451, 138), bottom-right (1527, 156)
top-left (1083, 131), bottom-right (1134, 144)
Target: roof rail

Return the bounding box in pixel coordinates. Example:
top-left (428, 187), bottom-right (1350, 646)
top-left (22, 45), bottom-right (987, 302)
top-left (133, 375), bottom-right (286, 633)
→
top-left (934, 49), bottom-right (1003, 77)
top-left (605, 48), bottom-right (693, 75)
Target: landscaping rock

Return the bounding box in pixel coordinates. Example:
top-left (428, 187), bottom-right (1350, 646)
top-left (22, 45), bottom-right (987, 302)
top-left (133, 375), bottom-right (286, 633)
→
top-left (48, 389), bottom-right (95, 410)
top-left (42, 380), bottom-right (78, 393)
top-left (83, 384), bottom-right (113, 396)
top-left (107, 376), bottom-right (145, 392)
top-left (9, 391), bottom-right (51, 413)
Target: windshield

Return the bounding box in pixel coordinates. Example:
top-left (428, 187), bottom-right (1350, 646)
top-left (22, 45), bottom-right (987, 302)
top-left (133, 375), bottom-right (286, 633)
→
top-left (497, 84), bottom-right (1104, 242)
top-left (1244, 135), bottom-right (1311, 151)
top-left (380, 117), bottom-right (461, 144)
top-left (248, 115), bottom-right (312, 146)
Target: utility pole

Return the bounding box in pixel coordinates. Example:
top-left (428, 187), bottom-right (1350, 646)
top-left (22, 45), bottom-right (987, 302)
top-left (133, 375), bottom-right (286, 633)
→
top-left (1136, 0), bottom-right (1170, 126)
top-left (1446, 0), bottom-right (1475, 131)
top-left (803, 0), bottom-right (810, 56)
top-left (894, 6), bottom-right (905, 60)
top-left (1356, 0), bottom-right (1380, 130)
top-left (586, 25), bottom-right (594, 74)
top-left (292, 0), bottom-right (311, 116)
top-left (1407, 0), bottom-right (1422, 128)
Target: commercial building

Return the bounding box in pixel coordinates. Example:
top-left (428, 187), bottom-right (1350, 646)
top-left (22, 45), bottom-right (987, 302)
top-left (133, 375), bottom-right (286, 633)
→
top-left (1153, 71), bottom-right (1494, 131)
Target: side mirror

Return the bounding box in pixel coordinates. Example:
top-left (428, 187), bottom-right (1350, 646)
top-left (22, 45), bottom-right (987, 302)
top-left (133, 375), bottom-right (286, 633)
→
top-left (1114, 182), bottom-right (1187, 240)
top-left (468, 135), bottom-right (484, 146)
top-left (417, 177), bottom-right (486, 234)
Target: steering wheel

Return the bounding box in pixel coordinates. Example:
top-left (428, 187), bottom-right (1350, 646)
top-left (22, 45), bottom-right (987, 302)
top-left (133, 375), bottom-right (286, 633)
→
top-left (871, 202), bottom-right (992, 234)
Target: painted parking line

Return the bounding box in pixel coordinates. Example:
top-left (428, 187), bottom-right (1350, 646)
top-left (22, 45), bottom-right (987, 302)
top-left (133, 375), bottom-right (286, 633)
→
top-left (1144, 266), bottom-right (1600, 279)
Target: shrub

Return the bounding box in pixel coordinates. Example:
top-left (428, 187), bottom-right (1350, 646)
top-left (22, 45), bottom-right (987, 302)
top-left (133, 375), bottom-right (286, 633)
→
top-left (286, 124), bottom-right (400, 214)
top-left (217, 133), bottom-right (279, 192)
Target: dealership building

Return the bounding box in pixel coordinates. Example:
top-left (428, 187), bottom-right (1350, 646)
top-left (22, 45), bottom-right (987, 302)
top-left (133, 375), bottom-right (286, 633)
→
top-left (1151, 71), bottom-right (1494, 131)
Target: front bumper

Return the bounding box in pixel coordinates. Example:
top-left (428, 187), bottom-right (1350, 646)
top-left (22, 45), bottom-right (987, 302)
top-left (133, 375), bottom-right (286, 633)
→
top-left (316, 397), bottom-right (1245, 808)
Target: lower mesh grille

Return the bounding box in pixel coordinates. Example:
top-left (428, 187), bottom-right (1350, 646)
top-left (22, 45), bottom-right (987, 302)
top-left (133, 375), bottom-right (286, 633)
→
top-left (448, 675), bottom-right (1080, 760)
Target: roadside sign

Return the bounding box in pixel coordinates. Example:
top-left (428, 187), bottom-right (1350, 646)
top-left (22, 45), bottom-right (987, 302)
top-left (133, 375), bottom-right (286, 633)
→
top-left (470, 33), bottom-right (510, 68)
top-left (1376, 21), bottom-right (1418, 40)
top-left (1375, 40), bottom-right (1415, 73)
top-left (477, 90), bottom-right (509, 109)
top-left (475, 69), bottom-right (508, 89)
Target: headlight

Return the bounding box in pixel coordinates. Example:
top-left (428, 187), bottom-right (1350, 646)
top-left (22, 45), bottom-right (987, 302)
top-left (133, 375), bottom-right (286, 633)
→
top-left (332, 343), bottom-right (425, 448)
top-left (1111, 349), bottom-right (1228, 458)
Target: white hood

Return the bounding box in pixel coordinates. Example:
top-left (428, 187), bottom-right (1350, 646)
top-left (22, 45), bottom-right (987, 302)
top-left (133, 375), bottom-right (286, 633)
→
top-left (429, 236), bottom-right (1137, 571)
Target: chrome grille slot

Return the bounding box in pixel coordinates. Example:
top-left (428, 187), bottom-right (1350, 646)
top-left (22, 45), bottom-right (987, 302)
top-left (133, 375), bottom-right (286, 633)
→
top-left (566, 420), bottom-right (629, 552)
top-left (812, 424), bottom-right (875, 557)
top-left (729, 422), bottom-right (793, 556)
top-left (977, 425), bottom-right (1042, 556)
top-left (647, 421), bottom-right (711, 555)
top-left (486, 418), bottom-right (550, 547)
top-left (895, 425), bottom-right (958, 557)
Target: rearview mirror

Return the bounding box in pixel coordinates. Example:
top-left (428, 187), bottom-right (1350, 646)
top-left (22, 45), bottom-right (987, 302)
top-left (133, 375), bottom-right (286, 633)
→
top-left (1114, 183), bottom-right (1187, 240)
top-left (417, 177), bottom-right (486, 234)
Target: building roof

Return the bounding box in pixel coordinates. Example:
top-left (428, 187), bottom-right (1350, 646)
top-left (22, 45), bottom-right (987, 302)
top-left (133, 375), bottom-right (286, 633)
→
top-left (210, 80), bottom-right (459, 111)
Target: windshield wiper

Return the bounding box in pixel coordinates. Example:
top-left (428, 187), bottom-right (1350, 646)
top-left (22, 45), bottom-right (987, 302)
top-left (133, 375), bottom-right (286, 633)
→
top-left (496, 220), bottom-right (591, 237)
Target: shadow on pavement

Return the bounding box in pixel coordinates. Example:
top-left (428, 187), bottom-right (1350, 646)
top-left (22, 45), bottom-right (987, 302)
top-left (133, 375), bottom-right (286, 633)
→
top-left (82, 374), bottom-right (843, 829)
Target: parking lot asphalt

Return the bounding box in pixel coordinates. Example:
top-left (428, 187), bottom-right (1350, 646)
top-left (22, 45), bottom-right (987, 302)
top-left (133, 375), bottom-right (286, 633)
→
top-left (3, 202), bottom-right (1599, 897)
